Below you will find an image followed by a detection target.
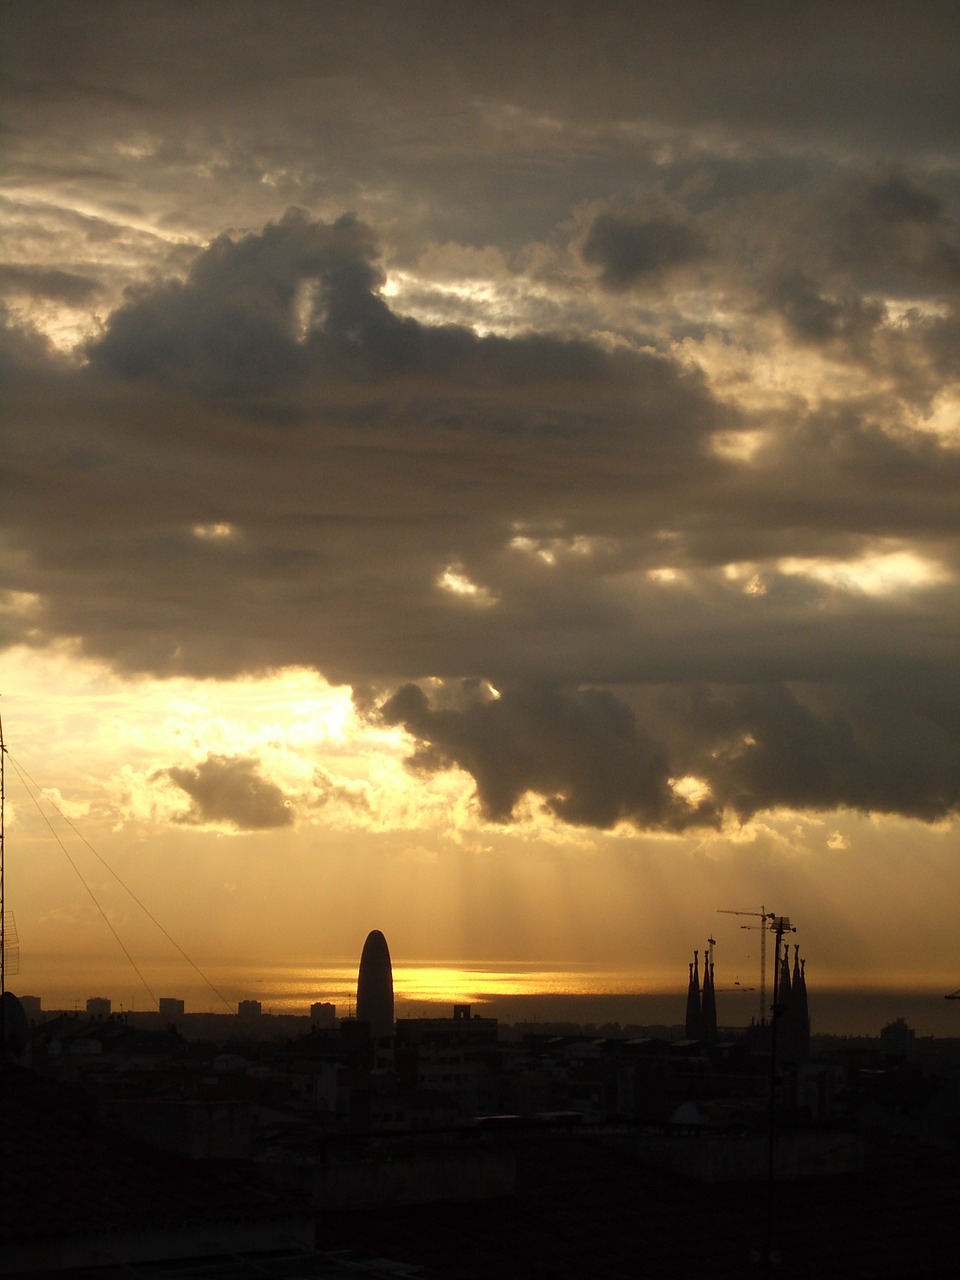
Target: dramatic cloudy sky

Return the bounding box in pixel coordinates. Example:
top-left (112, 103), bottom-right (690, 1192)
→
top-left (2, 2), bottom-right (959, 1027)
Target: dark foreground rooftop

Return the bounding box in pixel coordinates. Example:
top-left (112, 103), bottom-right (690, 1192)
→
top-left (321, 1130), bottom-right (959, 1280)
top-left (4, 1059), bottom-right (957, 1279)
top-left (0, 1065), bottom-right (311, 1274)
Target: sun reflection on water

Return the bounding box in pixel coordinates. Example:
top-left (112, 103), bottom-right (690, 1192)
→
top-left (232, 960), bottom-right (667, 1015)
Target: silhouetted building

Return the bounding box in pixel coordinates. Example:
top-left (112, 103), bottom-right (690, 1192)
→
top-left (778, 942), bottom-right (792, 1009)
top-left (1, 992), bottom-right (30, 1058)
top-left (0, 1065), bottom-right (313, 1272)
top-left (356, 929), bottom-right (394, 1038)
top-left (880, 1016), bottom-right (917, 1057)
top-left (17, 995), bottom-right (42, 1020)
top-left (396, 1003), bottom-right (498, 1046)
top-left (789, 947), bottom-right (810, 1060)
top-left (238, 1000), bottom-right (262, 1019)
top-left (684, 952), bottom-right (702, 1040)
top-left (310, 1001), bottom-right (336, 1028)
top-left (158, 997), bottom-right (185, 1019)
top-left (770, 942), bottom-right (812, 1064)
top-left (701, 957), bottom-right (717, 1044)
top-left (86, 997), bottom-right (111, 1018)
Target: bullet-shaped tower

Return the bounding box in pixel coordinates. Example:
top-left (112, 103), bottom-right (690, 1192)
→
top-left (356, 929), bottom-right (394, 1038)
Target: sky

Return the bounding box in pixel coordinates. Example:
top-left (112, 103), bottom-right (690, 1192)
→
top-left (2, 2), bottom-right (959, 1033)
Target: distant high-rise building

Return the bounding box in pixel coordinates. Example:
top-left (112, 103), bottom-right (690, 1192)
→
top-left (356, 929), bottom-right (394, 1038)
top-left (158, 997), bottom-right (185, 1019)
top-left (237, 999), bottom-right (262, 1018)
top-left (311, 1001), bottom-right (336, 1028)
top-left (86, 997), bottom-right (111, 1018)
top-left (879, 1015), bottom-right (916, 1057)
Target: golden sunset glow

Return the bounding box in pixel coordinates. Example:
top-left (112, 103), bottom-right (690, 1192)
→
top-left (3, 4), bottom-right (959, 1042)
top-left (4, 642), bottom-right (958, 1033)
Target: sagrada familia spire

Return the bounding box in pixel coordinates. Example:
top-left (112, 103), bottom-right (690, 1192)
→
top-left (685, 951), bottom-right (702, 1040)
top-left (684, 945), bottom-right (717, 1044)
top-left (683, 937), bottom-right (810, 1058)
top-left (772, 941), bottom-right (810, 1062)
top-left (701, 951), bottom-right (717, 1044)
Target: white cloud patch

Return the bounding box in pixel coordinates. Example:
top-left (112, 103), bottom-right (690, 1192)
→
top-left (437, 566), bottom-right (498, 607)
top-left (777, 549), bottom-right (949, 596)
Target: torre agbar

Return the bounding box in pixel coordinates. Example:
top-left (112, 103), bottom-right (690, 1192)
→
top-left (356, 929), bottom-right (395, 1038)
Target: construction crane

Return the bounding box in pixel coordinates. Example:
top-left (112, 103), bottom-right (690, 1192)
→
top-left (718, 906), bottom-right (775, 1024)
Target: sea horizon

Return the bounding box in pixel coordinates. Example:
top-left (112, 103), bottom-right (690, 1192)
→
top-left (13, 955), bottom-right (959, 1038)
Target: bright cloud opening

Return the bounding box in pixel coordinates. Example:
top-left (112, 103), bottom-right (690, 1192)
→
top-left (648, 567), bottom-right (683, 584)
top-left (777, 548), bottom-right (948, 596)
top-left (669, 775), bottom-right (713, 807)
top-left (192, 522), bottom-right (238, 541)
top-left (509, 531), bottom-right (617, 564)
top-left (437, 565), bottom-right (498, 606)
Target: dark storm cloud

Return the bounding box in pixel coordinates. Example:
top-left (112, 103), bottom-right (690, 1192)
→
top-left (3, 6), bottom-right (960, 834)
top-left (87, 209), bottom-right (381, 395)
top-left (767, 271), bottom-right (884, 351)
top-left (162, 754), bottom-right (294, 830)
top-left (380, 680), bottom-right (705, 830)
top-left (582, 214), bottom-right (708, 290)
top-left (664, 680), bottom-right (960, 824)
top-left (2, 210), bottom-right (736, 672)
top-left (3, 2), bottom-right (959, 271)
top-left (380, 677), bottom-right (960, 828)
top-left (2, 211), bottom-right (958, 699)
top-left (867, 175), bottom-right (946, 224)
top-left (920, 310), bottom-right (960, 378)
top-left (828, 174), bottom-right (960, 296)
top-left (0, 264), bottom-right (101, 305)
top-left (87, 207), bottom-right (693, 405)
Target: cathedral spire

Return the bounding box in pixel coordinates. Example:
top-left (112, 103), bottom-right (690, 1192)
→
top-left (793, 951), bottom-right (810, 1061)
top-left (685, 951), bottom-right (702, 1040)
top-left (778, 939), bottom-right (792, 1009)
top-left (701, 953), bottom-right (717, 1044)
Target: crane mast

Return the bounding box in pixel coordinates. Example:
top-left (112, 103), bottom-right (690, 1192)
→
top-left (718, 906), bottom-right (775, 1024)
